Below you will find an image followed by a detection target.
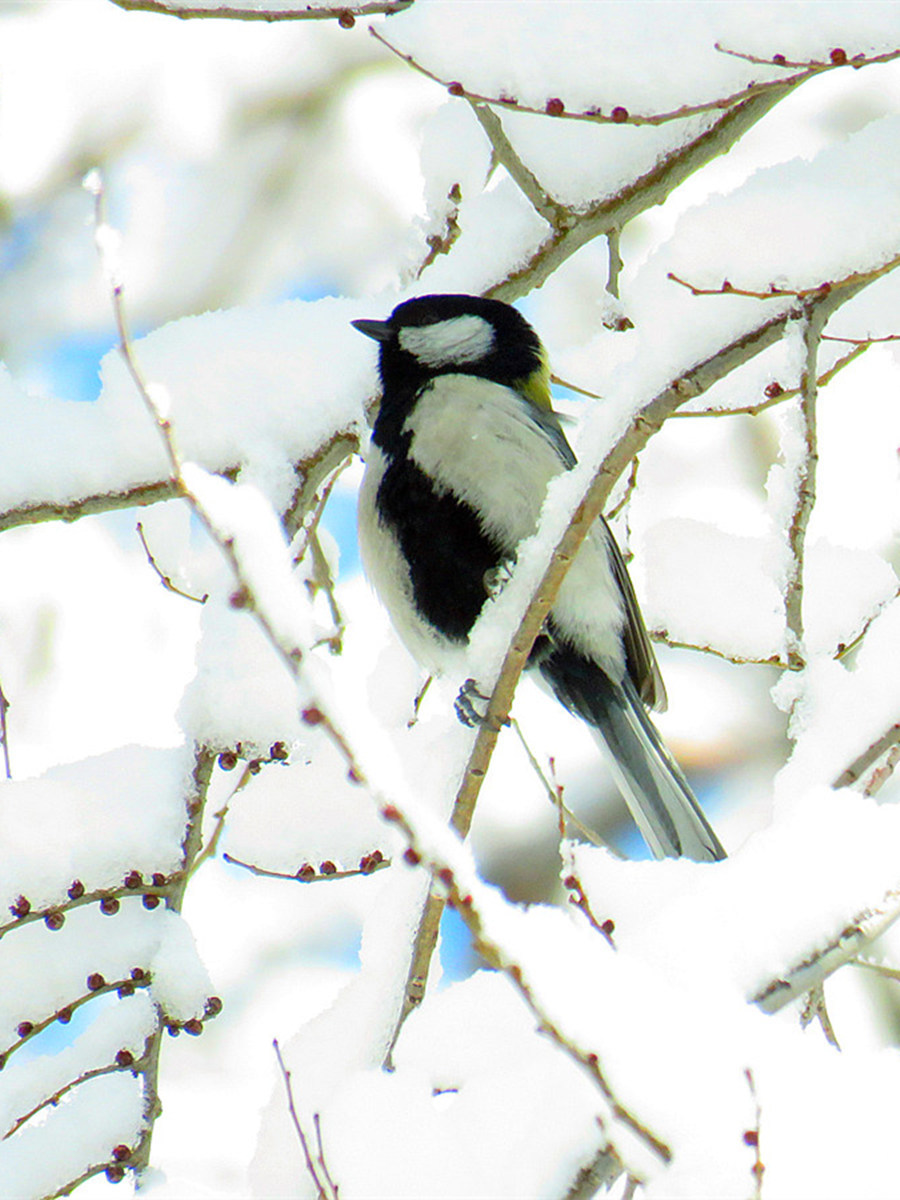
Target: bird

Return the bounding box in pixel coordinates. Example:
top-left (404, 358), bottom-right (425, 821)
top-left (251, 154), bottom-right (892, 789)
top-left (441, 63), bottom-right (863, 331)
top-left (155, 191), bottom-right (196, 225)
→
top-left (352, 293), bottom-right (725, 863)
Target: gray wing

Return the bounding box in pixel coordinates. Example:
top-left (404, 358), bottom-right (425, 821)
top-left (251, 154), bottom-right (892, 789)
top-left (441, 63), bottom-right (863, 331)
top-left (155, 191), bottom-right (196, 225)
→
top-left (602, 519), bottom-right (667, 711)
top-left (527, 403), bottom-right (664, 709)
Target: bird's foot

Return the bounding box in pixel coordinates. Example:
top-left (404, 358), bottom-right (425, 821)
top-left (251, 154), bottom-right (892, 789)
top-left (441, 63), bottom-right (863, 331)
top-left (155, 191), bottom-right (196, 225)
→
top-left (483, 557), bottom-right (516, 599)
top-left (454, 678), bottom-right (490, 727)
top-left (454, 678), bottom-right (508, 731)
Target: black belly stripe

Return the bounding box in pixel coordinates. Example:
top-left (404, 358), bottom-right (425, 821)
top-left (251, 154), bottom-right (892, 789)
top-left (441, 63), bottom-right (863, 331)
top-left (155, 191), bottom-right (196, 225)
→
top-left (375, 453), bottom-right (503, 643)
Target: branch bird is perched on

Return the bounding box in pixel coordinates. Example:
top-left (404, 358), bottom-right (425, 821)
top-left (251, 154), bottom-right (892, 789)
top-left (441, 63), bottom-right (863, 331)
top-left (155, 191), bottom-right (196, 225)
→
top-left (353, 293), bottom-right (725, 863)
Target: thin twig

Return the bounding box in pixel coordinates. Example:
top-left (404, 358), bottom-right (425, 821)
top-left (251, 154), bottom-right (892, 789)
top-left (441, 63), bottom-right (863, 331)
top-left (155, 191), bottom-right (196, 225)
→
top-left (0, 975), bottom-right (153, 1069)
top-left (743, 1067), bottom-right (764, 1200)
top-left (783, 310), bottom-right (825, 670)
top-left (606, 228), bottom-right (623, 299)
top-left (651, 630), bottom-right (789, 670)
top-left (833, 723), bottom-right (900, 789)
top-left (372, 29), bottom-right (900, 128)
top-left (563, 872), bottom-right (616, 947)
top-left (852, 958), bottom-right (900, 984)
top-left (223, 852), bottom-right (389, 882)
top-left (0, 881), bottom-right (176, 942)
top-left (509, 719), bottom-right (606, 847)
top-left (800, 981), bottom-right (840, 1048)
top-left (307, 531), bottom-right (345, 653)
top-left (136, 520), bottom-right (208, 603)
top-left (415, 183), bottom-right (463, 279)
top-left (187, 759), bottom-right (263, 879)
top-left (2, 1030), bottom-right (155, 1140)
top-left (468, 101), bottom-right (570, 226)
top-left (833, 585), bottom-right (900, 662)
top-left (863, 743), bottom-right (900, 798)
top-left (550, 374), bottom-right (603, 400)
top-left (274, 1039), bottom-right (340, 1200)
top-left (0, 677), bottom-right (11, 779)
top-left (673, 343), bottom-right (869, 419)
top-left (111, 0), bottom-right (410, 21)
top-left (752, 877), bottom-right (900, 1013)
top-left (291, 459), bottom-right (349, 566)
top-left (605, 457), bottom-right (639, 522)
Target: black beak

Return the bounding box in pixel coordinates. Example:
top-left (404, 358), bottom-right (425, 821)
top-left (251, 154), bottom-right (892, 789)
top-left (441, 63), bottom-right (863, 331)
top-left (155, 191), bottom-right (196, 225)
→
top-left (352, 317), bottom-right (394, 343)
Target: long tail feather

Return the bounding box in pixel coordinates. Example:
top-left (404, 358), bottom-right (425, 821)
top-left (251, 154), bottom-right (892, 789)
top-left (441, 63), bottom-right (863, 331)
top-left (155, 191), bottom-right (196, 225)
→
top-left (539, 650), bottom-right (725, 862)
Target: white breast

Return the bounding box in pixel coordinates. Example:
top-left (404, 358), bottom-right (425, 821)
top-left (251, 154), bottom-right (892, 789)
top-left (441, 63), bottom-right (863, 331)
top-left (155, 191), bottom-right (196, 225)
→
top-left (404, 375), bottom-right (559, 548)
top-left (357, 442), bottom-right (458, 672)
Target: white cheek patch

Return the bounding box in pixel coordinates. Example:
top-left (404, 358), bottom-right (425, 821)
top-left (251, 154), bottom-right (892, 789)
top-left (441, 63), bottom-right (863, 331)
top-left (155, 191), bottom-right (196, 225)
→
top-left (399, 314), bottom-right (494, 368)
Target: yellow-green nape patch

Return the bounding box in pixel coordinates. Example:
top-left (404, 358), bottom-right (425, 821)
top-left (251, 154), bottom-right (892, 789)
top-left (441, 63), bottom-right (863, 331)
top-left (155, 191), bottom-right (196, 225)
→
top-left (515, 358), bottom-right (553, 411)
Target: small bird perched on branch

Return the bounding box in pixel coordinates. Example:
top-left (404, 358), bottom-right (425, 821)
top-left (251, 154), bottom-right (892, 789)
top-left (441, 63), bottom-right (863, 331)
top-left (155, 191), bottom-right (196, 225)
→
top-left (353, 293), bottom-right (725, 863)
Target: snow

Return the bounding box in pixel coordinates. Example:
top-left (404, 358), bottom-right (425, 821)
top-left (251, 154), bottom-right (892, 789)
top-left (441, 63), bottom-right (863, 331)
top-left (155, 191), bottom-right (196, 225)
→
top-left (0, 746), bottom-right (189, 911)
top-left (1, 1), bottom-right (900, 1197)
top-left (640, 518), bottom-right (897, 662)
top-left (666, 114), bottom-right (900, 292)
top-left (0, 298), bottom-right (372, 517)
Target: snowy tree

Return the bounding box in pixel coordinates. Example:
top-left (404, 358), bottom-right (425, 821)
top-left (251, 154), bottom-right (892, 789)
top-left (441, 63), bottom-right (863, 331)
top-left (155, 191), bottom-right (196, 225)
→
top-left (1, 1), bottom-right (900, 1196)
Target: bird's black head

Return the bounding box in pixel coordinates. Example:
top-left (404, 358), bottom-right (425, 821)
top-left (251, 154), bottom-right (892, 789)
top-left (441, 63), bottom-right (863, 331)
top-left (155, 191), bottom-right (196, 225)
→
top-left (352, 294), bottom-right (550, 410)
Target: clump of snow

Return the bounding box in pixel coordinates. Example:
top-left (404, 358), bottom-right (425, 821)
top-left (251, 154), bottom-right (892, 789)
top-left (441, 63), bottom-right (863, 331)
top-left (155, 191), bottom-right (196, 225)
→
top-left (149, 909), bottom-right (215, 1021)
top-left (773, 596), bottom-right (900, 800)
top-left (223, 750), bottom-right (390, 873)
top-left (0, 1071), bottom-right (144, 1199)
top-left (0, 745), bottom-right (190, 911)
top-left (0, 991), bottom-right (156, 1142)
top-left (667, 115), bottom-right (900, 292)
top-left (0, 298), bottom-right (371, 517)
top-left (640, 517), bottom-right (897, 662)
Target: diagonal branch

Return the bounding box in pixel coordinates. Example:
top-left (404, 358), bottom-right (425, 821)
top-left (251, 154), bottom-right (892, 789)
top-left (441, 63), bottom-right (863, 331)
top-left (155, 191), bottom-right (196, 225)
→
top-left (468, 101), bottom-right (572, 227)
top-left (386, 256), bottom-right (900, 1054)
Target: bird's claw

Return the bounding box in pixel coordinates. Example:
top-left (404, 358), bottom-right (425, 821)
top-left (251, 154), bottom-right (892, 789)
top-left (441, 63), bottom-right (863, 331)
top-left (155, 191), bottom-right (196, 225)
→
top-left (454, 678), bottom-right (509, 730)
top-left (454, 678), bottom-right (490, 727)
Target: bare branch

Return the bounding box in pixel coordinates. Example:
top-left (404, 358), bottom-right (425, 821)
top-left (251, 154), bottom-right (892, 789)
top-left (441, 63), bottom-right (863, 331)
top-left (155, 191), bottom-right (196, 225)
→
top-left (833, 585), bottom-right (900, 662)
top-left (110, 0), bottom-right (411, 22)
top-left (414, 183), bottom-right (463, 279)
top-left (0, 478), bottom-right (180, 535)
top-left (651, 629), bottom-right (789, 671)
top-left (753, 877), bottom-right (900, 1013)
top-left (743, 1068), bottom-right (764, 1200)
top-left (550, 374), bottom-right (603, 400)
top-left (833, 723), bottom-right (900, 790)
top-left (508, 719), bottom-right (607, 848)
top-left (136, 521), bottom-right (208, 603)
top-left (223, 851), bottom-right (388, 881)
top-left (799, 981), bottom-right (840, 1048)
top-left (468, 101), bottom-right (571, 226)
top-left (2, 1030), bottom-right (156, 1140)
top-left (274, 1040), bottom-right (340, 1200)
top-left (0, 677), bottom-right (11, 780)
top-left (0, 975), bottom-right (153, 1070)
top-left (673, 342), bottom-right (869, 419)
top-left (783, 311), bottom-right (825, 669)
top-left (373, 29), bottom-right (899, 128)
top-left (606, 228), bottom-right (624, 299)
top-left (487, 84), bottom-right (816, 301)
top-left (563, 873), bottom-right (617, 946)
top-left (0, 879), bottom-right (177, 943)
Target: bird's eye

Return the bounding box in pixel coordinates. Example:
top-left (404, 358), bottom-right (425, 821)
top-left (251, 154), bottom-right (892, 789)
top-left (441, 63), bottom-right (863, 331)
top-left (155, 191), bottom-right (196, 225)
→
top-left (398, 314), bottom-right (494, 369)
